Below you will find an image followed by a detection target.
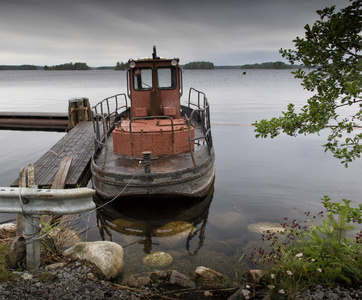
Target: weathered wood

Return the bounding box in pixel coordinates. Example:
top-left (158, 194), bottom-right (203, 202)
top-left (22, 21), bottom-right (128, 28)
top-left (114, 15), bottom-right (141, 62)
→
top-left (51, 157), bottom-right (73, 189)
top-left (16, 167), bottom-right (26, 236)
top-left (0, 112), bottom-right (68, 131)
top-left (11, 122), bottom-right (94, 188)
top-left (68, 98), bottom-right (92, 129)
top-left (27, 163), bottom-right (36, 188)
top-left (25, 164), bottom-right (40, 269)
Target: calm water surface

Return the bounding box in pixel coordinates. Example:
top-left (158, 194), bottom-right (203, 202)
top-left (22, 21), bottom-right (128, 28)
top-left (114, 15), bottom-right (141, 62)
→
top-left (0, 70), bottom-right (361, 280)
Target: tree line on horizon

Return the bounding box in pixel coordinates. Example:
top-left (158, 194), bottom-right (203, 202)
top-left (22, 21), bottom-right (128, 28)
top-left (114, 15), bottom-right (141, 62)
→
top-left (0, 65), bottom-right (38, 70)
top-left (183, 61), bottom-right (215, 69)
top-left (0, 60), bottom-right (295, 70)
top-left (240, 61), bottom-right (295, 69)
top-left (44, 62), bottom-right (90, 70)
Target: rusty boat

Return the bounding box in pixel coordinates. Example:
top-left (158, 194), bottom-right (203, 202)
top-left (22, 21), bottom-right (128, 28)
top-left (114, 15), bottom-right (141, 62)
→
top-left (91, 47), bottom-right (215, 199)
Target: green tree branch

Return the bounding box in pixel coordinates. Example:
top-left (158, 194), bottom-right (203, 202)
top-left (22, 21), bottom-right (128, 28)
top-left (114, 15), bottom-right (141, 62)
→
top-left (253, 0), bottom-right (362, 166)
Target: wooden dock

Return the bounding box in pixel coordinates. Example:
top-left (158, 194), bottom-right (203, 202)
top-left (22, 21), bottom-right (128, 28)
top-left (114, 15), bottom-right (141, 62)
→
top-left (11, 121), bottom-right (94, 188)
top-left (0, 112), bottom-right (68, 131)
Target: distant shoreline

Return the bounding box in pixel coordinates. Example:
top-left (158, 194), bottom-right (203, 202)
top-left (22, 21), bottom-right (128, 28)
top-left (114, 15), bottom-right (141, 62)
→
top-left (0, 61), bottom-right (299, 71)
top-left (0, 66), bottom-right (299, 71)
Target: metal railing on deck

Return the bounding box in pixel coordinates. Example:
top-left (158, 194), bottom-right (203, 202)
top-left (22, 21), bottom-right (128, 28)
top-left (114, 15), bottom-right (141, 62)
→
top-left (92, 89), bottom-right (213, 167)
top-left (186, 88), bottom-right (213, 166)
top-left (92, 93), bottom-right (128, 151)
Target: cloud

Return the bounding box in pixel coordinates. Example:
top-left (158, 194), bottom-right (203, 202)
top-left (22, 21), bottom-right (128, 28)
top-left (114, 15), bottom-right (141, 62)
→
top-left (0, 0), bottom-right (352, 66)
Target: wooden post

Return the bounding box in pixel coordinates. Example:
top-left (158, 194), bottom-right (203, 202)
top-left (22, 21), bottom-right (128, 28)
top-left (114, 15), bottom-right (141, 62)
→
top-left (84, 98), bottom-right (92, 121)
top-left (68, 98), bottom-right (92, 129)
top-left (16, 167), bottom-right (26, 236)
top-left (24, 163), bottom-right (40, 269)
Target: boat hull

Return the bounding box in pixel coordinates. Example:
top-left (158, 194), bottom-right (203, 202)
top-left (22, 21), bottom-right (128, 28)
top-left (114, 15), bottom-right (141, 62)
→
top-left (91, 149), bottom-right (215, 199)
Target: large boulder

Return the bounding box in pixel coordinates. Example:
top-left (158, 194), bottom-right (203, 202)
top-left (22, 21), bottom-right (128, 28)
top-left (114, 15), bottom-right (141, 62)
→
top-left (63, 241), bottom-right (124, 280)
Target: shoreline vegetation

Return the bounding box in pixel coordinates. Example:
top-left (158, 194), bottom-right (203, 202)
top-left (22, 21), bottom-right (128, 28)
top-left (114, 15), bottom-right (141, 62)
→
top-left (0, 60), bottom-right (297, 71)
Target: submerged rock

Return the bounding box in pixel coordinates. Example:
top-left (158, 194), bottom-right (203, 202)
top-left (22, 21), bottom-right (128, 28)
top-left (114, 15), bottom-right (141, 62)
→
top-left (142, 251), bottom-right (173, 267)
top-left (247, 222), bottom-right (284, 234)
top-left (63, 241), bottom-right (124, 280)
top-left (155, 221), bottom-right (194, 237)
top-left (209, 211), bottom-right (249, 231)
top-left (156, 221), bottom-right (194, 248)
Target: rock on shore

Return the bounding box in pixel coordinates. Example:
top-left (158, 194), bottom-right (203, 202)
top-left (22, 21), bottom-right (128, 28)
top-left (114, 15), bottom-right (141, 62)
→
top-left (0, 261), bottom-right (137, 300)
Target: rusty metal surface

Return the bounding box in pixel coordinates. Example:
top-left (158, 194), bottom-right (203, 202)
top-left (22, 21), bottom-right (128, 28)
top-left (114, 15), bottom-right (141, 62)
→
top-left (128, 59), bottom-right (182, 119)
top-left (91, 127), bottom-right (215, 199)
top-left (113, 117), bottom-right (194, 156)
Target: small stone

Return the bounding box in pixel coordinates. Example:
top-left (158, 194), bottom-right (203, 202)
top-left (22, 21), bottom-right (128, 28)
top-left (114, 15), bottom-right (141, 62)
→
top-left (246, 269), bottom-right (264, 283)
top-left (45, 262), bottom-right (68, 271)
top-left (150, 270), bottom-right (168, 281)
top-left (21, 272), bottom-right (33, 280)
top-left (125, 275), bottom-right (151, 288)
top-left (126, 276), bottom-right (139, 287)
top-left (137, 276), bottom-right (152, 287)
top-left (195, 266), bottom-right (227, 287)
top-left (170, 271), bottom-right (196, 288)
top-left (340, 291), bottom-right (353, 300)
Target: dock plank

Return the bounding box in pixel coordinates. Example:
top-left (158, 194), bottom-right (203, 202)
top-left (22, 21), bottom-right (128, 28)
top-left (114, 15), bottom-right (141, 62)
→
top-left (11, 121), bottom-right (94, 188)
top-left (51, 157), bottom-right (73, 189)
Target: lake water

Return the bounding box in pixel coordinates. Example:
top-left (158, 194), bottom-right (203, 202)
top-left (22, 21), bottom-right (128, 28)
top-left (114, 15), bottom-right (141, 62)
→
top-left (0, 69), bottom-right (361, 280)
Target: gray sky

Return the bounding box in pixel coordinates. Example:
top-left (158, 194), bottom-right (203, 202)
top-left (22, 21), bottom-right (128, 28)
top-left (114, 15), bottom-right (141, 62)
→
top-left (0, 0), bottom-right (351, 67)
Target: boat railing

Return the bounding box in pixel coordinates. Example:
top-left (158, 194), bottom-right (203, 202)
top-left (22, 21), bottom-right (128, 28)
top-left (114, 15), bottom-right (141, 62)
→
top-left (92, 93), bottom-right (128, 152)
top-left (186, 88), bottom-right (213, 166)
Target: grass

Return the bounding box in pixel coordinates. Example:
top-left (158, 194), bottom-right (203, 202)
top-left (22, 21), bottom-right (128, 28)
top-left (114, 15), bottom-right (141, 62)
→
top-left (246, 197), bottom-right (362, 299)
top-left (0, 215), bottom-right (79, 279)
top-left (0, 226), bottom-right (17, 282)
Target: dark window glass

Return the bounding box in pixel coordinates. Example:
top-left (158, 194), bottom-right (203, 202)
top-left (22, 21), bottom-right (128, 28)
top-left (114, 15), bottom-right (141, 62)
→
top-left (133, 68), bottom-right (152, 90)
top-left (157, 67), bottom-right (176, 90)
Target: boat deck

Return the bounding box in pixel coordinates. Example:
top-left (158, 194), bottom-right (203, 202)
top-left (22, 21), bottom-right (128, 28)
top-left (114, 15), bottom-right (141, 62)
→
top-left (94, 126), bottom-right (211, 175)
top-left (11, 122), bottom-right (94, 188)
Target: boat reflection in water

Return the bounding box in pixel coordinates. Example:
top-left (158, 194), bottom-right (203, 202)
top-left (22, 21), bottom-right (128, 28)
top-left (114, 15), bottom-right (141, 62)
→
top-left (95, 190), bottom-right (213, 255)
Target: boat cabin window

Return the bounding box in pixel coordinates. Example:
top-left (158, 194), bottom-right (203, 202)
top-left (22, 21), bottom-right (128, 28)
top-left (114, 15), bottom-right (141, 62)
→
top-left (133, 68), bottom-right (152, 90)
top-left (157, 67), bottom-right (176, 90)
